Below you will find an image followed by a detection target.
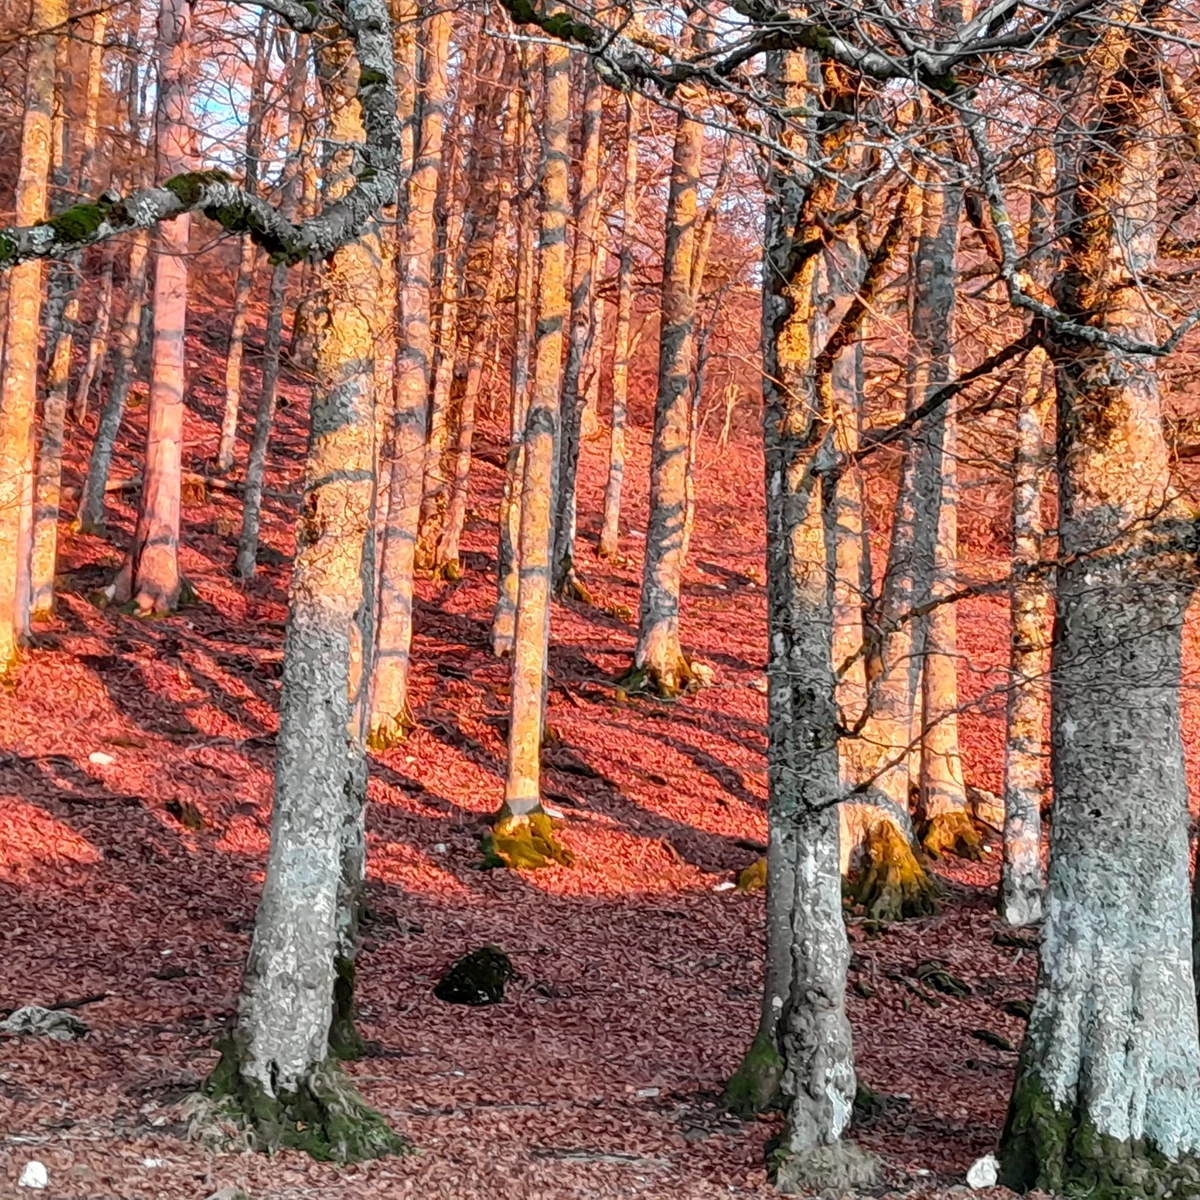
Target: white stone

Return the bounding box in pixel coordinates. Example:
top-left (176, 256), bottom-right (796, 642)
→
top-left (18, 1161), bottom-right (48, 1189)
top-left (967, 1153), bottom-right (999, 1189)
top-left (88, 752), bottom-right (114, 765)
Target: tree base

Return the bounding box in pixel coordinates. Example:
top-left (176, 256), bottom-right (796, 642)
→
top-left (920, 809), bottom-right (985, 861)
top-left (723, 1029), bottom-right (783, 1118)
top-left (481, 809), bottom-right (574, 870)
top-left (848, 819), bottom-right (939, 921)
top-left (616, 658), bottom-right (697, 700)
top-left (366, 707), bottom-right (415, 751)
top-left (769, 1139), bottom-right (879, 1194)
top-left (433, 558), bottom-right (463, 583)
top-left (195, 1037), bottom-right (406, 1163)
top-left (1002, 1072), bottom-right (1200, 1199)
top-left (556, 570), bottom-right (594, 606)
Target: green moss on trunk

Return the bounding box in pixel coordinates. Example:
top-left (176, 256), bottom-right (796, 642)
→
top-left (1001, 1070), bottom-right (1200, 1199)
top-left (723, 1029), bottom-right (784, 1118)
top-left (199, 1033), bottom-right (405, 1162)
top-left (920, 809), bottom-right (984, 861)
top-left (481, 807), bottom-right (574, 869)
top-left (849, 818), bottom-right (939, 921)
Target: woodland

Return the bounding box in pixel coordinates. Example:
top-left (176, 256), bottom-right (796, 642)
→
top-left (2, 0), bottom-right (1200, 1195)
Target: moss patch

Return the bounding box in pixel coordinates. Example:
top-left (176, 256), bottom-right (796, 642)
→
top-left (41, 203), bottom-right (106, 244)
top-left (1001, 1070), bottom-right (1200, 1199)
top-left (848, 818), bottom-right (939, 922)
top-left (433, 945), bottom-right (514, 1005)
top-left (481, 808), bottom-right (574, 870)
top-left (920, 809), bottom-right (985, 861)
top-left (723, 1029), bottom-right (784, 1118)
top-left (736, 857), bottom-right (767, 891)
top-left (200, 1034), bottom-right (405, 1162)
top-left (366, 706), bottom-right (415, 750)
top-left (164, 169), bottom-right (231, 207)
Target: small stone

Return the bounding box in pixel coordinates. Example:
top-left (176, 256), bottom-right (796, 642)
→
top-left (967, 1154), bottom-right (999, 1189)
top-left (712, 881), bottom-right (736, 892)
top-left (432, 843), bottom-right (448, 854)
top-left (140, 1158), bottom-right (166, 1168)
top-left (636, 1086), bottom-right (660, 1098)
top-left (18, 1161), bottom-right (48, 1189)
top-left (1, 1006), bottom-right (88, 1041)
top-left (88, 751), bottom-right (114, 765)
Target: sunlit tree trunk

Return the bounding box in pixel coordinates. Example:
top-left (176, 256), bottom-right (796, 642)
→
top-left (216, 12), bottom-right (270, 474)
top-left (628, 101), bottom-right (703, 697)
top-left (73, 245), bottom-right (116, 423)
top-left (112, 0), bottom-right (195, 614)
top-left (552, 61), bottom-right (603, 597)
top-left (491, 38), bottom-right (573, 870)
top-left (235, 29), bottom-right (310, 578)
top-left (598, 91), bottom-right (638, 561)
top-left (368, 4), bottom-right (451, 744)
top-left (1001, 35), bottom-right (1200, 1194)
top-left (0, 0), bottom-right (63, 667)
top-left (492, 56), bottom-right (537, 656)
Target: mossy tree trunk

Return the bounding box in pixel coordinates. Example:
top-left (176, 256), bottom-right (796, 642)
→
top-left (598, 91), bottom-right (638, 562)
top-left (1001, 31), bottom-right (1200, 1194)
top-left (0, 0), bottom-right (63, 668)
top-left (369, 4), bottom-right (451, 744)
top-left (629, 98), bottom-right (703, 697)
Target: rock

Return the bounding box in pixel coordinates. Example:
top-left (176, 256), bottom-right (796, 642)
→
top-left (88, 751), bottom-right (114, 765)
top-left (967, 1153), bottom-right (999, 1189)
top-left (433, 946), bottom-right (514, 1005)
top-left (18, 1161), bottom-right (48, 1189)
top-left (1, 1006), bottom-right (88, 1041)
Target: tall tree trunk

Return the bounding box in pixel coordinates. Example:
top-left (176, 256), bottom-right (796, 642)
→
top-left (73, 244), bottom-right (116, 423)
top-left (490, 38), bottom-right (573, 871)
top-left (1001, 35), bottom-right (1200, 1194)
top-left (204, 37), bottom-right (403, 1161)
top-left (730, 50), bottom-right (876, 1193)
top-left (235, 29), bottom-right (309, 578)
top-left (492, 56), bottom-right (537, 656)
top-left (627, 101), bottom-right (703, 697)
top-left (552, 60), bottom-right (603, 598)
top-left (112, 0), bottom-right (194, 614)
top-left (368, 4), bottom-right (452, 745)
top-left (0, 0), bottom-right (63, 667)
top-left (598, 91), bottom-right (638, 561)
top-left (77, 231), bottom-right (150, 533)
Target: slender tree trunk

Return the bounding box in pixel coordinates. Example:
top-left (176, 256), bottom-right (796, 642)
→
top-left (552, 61), bottom-right (603, 597)
top-left (368, 4), bottom-right (452, 745)
top-left (491, 39), bottom-right (573, 870)
top-left (0, 0), bottom-right (63, 667)
top-left (1001, 41), bottom-right (1200, 1193)
top-left (598, 92), bottom-right (638, 562)
top-left (73, 244), bottom-right (116, 422)
top-left (492, 59), bottom-right (537, 656)
top-left (112, 0), bottom-right (194, 614)
top-left (77, 231), bottom-right (150, 533)
top-left (235, 30), bottom-right (309, 578)
top-left (628, 102), bottom-right (703, 697)
top-left (206, 38), bottom-right (403, 1159)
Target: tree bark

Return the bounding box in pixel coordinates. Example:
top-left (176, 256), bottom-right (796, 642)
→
top-left (598, 91), bottom-right (638, 562)
top-left (627, 101), bottom-right (703, 697)
top-left (1001, 34), bottom-right (1200, 1193)
top-left (368, 4), bottom-right (452, 745)
top-left (73, 244), bottom-right (116, 424)
top-left (0, 0), bottom-right (63, 667)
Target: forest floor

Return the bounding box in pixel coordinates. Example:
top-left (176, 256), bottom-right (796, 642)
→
top-left (5, 318), bottom-right (1197, 1200)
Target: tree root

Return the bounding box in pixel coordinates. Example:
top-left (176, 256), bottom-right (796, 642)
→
top-left (366, 706), bottom-right (415, 751)
top-left (616, 658), bottom-right (697, 700)
top-left (848, 818), bottom-right (940, 921)
top-left (481, 807), bottom-right (574, 870)
top-left (195, 1037), bottom-right (406, 1163)
top-left (556, 570), bottom-right (594, 606)
top-left (770, 1139), bottom-right (879, 1194)
top-left (723, 1029), bottom-right (783, 1118)
top-left (920, 809), bottom-right (985, 861)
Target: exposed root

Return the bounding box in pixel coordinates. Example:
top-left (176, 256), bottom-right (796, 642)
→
top-left (197, 1038), bottom-right (406, 1163)
top-left (481, 807), bottom-right (574, 870)
top-left (920, 809), bottom-right (985, 861)
top-left (556, 570), bottom-right (594, 606)
top-left (770, 1139), bottom-right (880, 1194)
top-left (616, 657), bottom-right (697, 700)
top-left (723, 1029), bottom-right (783, 1118)
top-left (366, 707), bottom-right (415, 751)
top-left (848, 818), bottom-right (939, 921)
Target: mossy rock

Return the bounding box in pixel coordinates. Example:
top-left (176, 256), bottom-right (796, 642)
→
top-left (433, 945), bottom-right (514, 1005)
top-left (920, 808), bottom-right (985, 861)
top-left (481, 809), bottom-right (574, 870)
top-left (848, 818), bottom-right (940, 921)
top-left (736, 857), bottom-right (767, 891)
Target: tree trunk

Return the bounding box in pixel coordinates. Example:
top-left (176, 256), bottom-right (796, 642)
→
top-left (368, 4), bottom-right (452, 745)
top-left (598, 92), bottom-right (638, 562)
top-left (235, 29), bottom-right (309, 578)
top-left (0, 0), bottom-right (63, 667)
top-left (491, 39), bottom-right (573, 871)
top-left (73, 244), bottom-right (116, 423)
top-left (1001, 42), bottom-right (1200, 1194)
top-left (204, 42), bottom-right (403, 1161)
top-left (627, 102), bottom-right (703, 697)
top-left (552, 61), bottom-right (603, 598)
top-left (77, 231), bottom-right (150, 534)
top-left (492, 55), bottom-right (537, 657)
top-left (112, 0), bottom-right (194, 614)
